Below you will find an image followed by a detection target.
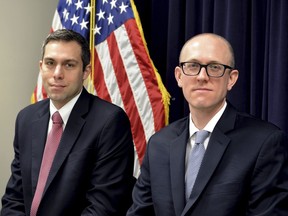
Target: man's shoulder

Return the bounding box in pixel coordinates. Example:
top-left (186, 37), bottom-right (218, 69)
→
top-left (235, 111), bottom-right (281, 132)
top-left (18, 99), bottom-right (49, 117)
top-left (224, 102), bottom-right (282, 133)
top-left (226, 110), bottom-right (287, 145)
top-left (89, 94), bottom-right (126, 114)
top-left (80, 93), bottom-right (129, 124)
top-left (150, 116), bottom-right (189, 141)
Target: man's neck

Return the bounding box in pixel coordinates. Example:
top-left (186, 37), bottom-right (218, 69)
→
top-left (190, 101), bottom-right (226, 130)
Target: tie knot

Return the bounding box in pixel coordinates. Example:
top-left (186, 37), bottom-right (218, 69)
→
top-left (195, 130), bottom-right (209, 144)
top-left (52, 111), bottom-right (63, 124)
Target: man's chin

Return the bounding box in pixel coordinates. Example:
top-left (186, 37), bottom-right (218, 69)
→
top-left (48, 94), bottom-right (65, 102)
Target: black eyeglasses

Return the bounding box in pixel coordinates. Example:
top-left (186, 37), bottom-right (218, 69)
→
top-left (179, 62), bottom-right (234, 77)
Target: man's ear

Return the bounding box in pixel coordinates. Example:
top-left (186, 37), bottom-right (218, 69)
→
top-left (175, 66), bottom-right (183, 88)
top-left (83, 64), bottom-right (91, 80)
top-left (227, 69), bottom-right (239, 91)
top-left (39, 60), bottom-right (43, 71)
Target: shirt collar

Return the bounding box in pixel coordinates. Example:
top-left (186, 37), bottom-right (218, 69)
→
top-left (189, 101), bottom-right (227, 137)
top-left (49, 89), bottom-right (82, 128)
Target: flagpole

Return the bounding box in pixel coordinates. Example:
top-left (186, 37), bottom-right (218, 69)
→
top-left (87, 0), bottom-right (96, 93)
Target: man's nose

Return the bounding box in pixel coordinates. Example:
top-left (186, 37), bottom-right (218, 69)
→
top-left (53, 65), bottom-right (64, 78)
top-left (197, 66), bottom-right (209, 80)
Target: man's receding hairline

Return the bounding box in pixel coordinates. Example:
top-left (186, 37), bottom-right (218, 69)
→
top-left (179, 33), bottom-right (235, 67)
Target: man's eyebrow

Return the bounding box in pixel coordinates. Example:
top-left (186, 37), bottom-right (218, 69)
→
top-left (63, 59), bottom-right (79, 64)
top-left (43, 57), bottom-right (78, 63)
top-left (43, 57), bottom-right (54, 61)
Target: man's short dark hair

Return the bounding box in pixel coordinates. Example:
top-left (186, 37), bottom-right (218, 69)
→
top-left (41, 29), bottom-right (91, 71)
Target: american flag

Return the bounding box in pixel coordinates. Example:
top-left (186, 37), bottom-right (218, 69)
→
top-left (31, 0), bottom-right (170, 177)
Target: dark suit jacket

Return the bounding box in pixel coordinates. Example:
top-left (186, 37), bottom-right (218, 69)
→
top-left (1, 88), bottom-right (135, 216)
top-left (127, 103), bottom-right (288, 216)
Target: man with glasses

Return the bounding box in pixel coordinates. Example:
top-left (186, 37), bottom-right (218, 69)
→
top-left (127, 33), bottom-right (288, 216)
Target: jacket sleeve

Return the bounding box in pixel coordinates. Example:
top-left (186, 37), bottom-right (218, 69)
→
top-left (247, 130), bottom-right (288, 215)
top-left (81, 108), bottom-right (136, 216)
top-left (1, 114), bottom-right (26, 216)
top-left (126, 140), bottom-right (156, 216)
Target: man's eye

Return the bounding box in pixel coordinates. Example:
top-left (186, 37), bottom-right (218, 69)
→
top-left (186, 63), bottom-right (199, 69)
top-left (190, 63), bottom-right (199, 68)
top-left (46, 61), bottom-right (54, 66)
top-left (65, 63), bottom-right (75, 68)
top-left (209, 64), bottom-right (221, 70)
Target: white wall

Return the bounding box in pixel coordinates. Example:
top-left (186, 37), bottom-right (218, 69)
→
top-left (0, 0), bottom-right (58, 208)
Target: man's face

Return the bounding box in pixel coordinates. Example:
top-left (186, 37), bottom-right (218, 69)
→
top-left (40, 41), bottom-right (90, 109)
top-left (175, 36), bottom-right (238, 114)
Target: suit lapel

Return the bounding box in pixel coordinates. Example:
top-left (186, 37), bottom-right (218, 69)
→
top-left (170, 118), bottom-right (189, 216)
top-left (43, 89), bottom-right (90, 195)
top-left (31, 103), bottom-right (50, 191)
top-left (182, 128), bottom-right (230, 215)
top-left (181, 104), bottom-right (237, 216)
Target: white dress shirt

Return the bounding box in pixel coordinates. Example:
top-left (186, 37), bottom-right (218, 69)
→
top-left (185, 102), bottom-right (227, 175)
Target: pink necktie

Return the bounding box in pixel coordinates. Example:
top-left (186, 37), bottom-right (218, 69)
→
top-left (30, 111), bottom-right (63, 216)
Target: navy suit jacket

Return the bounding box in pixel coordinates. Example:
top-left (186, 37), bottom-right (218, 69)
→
top-left (127, 103), bottom-right (288, 216)
top-left (1, 88), bottom-right (135, 216)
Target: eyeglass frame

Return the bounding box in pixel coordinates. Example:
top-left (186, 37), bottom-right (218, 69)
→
top-left (179, 62), bottom-right (234, 78)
